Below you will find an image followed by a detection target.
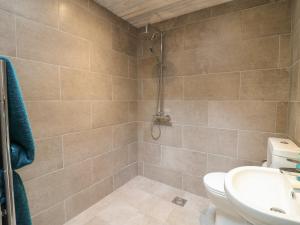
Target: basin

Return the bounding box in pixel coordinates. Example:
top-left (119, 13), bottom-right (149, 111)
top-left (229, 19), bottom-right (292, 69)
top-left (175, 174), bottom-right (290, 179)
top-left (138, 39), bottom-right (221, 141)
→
top-left (224, 166), bottom-right (300, 225)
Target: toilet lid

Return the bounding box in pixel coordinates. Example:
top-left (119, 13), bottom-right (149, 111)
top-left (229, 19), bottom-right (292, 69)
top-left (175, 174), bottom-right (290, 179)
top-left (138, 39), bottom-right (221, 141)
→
top-left (203, 172), bottom-right (226, 196)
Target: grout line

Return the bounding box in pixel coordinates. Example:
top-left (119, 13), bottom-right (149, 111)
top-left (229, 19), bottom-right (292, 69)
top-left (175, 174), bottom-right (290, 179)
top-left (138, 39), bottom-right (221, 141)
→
top-left (14, 14), bottom-right (17, 57)
top-left (31, 200), bottom-right (66, 218)
top-left (278, 35), bottom-right (281, 68)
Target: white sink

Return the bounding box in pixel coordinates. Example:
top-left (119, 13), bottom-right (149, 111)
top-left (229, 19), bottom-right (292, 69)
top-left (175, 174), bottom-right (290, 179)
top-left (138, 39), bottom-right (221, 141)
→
top-left (224, 166), bottom-right (300, 225)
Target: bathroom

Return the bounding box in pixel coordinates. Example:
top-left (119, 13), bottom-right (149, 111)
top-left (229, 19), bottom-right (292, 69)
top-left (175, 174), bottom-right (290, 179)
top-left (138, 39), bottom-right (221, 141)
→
top-left (0, 0), bottom-right (299, 225)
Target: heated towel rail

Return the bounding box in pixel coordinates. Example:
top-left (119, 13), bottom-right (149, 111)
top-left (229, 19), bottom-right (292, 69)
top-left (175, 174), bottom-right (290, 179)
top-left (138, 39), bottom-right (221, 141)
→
top-left (0, 59), bottom-right (16, 225)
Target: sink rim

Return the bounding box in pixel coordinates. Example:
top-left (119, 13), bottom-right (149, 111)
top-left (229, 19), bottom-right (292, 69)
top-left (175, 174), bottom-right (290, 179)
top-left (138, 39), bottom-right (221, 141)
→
top-left (224, 166), bottom-right (300, 225)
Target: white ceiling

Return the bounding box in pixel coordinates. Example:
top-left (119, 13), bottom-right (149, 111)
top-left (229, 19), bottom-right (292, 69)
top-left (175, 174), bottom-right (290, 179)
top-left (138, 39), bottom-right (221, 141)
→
top-left (94, 0), bottom-right (233, 27)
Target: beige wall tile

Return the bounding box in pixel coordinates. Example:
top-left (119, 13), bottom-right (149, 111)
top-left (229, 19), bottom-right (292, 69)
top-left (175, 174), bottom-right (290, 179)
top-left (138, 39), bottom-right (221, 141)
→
top-left (128, 142), bottom-right (138, 164)
top-left (138, 162), bottom-right (144, 175)
top-left (144, 164), bottom-right (182, 189)
top-left (276, 102), bottom-right (288, 133)
top-left (240, 69), bottom-right (290, 101)
top-left (27, 101), bottom-right (91, 138)
top-left (165, 27), bottom-right (184, 53)
top-left (162, 146), bottom-right (206, 176)
top-left (144, 123), bottom-right (182, 147)
top-left (292, 19), bottom-right (300, 63)
top-left (165, 101), bottom-right (208, 126)
top-left (112, 24), bottom-right (137, 56)
top-left (92, 102), bottom-right (128, 128)
top-left (60, 0), bottom-right (112, 47)
top-left (182, 126), bottom-right (237, 157)
top-left (113, 122), bottom-right (138, 148)
top-left (137, 57), bottom-right (158, 78)
top-left (65, 177), bottom-right (113, 220)
top-left (143, 77), bottom-right (183, 100)
top-left (208, 101), bottom-right (277, 132)
top-left (289, 102), bottom-right (300, 145)
top-left (167, 36), bottom-right (279, 76)
top-left (63, 127), bottom-right (113, 166)
top-left (92, 152), bottom-right (115, 182)
top-left (209, 36), bottom-right (279, 72)
top-left (137, 101), bottom-right (157, 122)
top-left (17, 18), bottom-right (89, 69)
top-left (114, 163), bottom-right (138, 189)
top-left (62, 160), bottom-right (93, 198)
top-left (113, 77), bottom-right (138, 101)
top-left (0, 0), bottom-right (14, 12)
top-left (240, 1), bottom-right (291, 39)
top-left (61, 67), bottom-right (112, 100)
top-left (128, 101), bottom-right (138, 122)
top-left (280, 34), bottom-right (292, 67)
top-left (206, 154), bottom-right (259, 173)
top-left (25, 170), bottom-right (65, 215)
top-left (184, 13), bottom-right (242, 49)
top-left (139, 142), bottom-right (161, 165)
top-left (91, 148), bottom-right (130, 183)
top-left (290, 61), bottom-right (300, 101)
top-left (129, 56), bottom-right (138, 79)
top-left (182, 175), bottom-right (206, 196)
top-left (184, 73), bottom-right (240, 100)
top-left (13, 58), bottom-right (60, 101)
top-left (113, 146), bottom-right (129, 172)
top-left (32, 203), bottom-right (65, 225)
top-left (15, 0), bottom-right (59, 27)
top-left (237, 131), bottom-right (284, 162)
top-left (288, 102), bottom-right (297, 142)
top-left (18, 137), bottom-right (63, 181)
top-left (292, 0), bottom-right (300, 27)
top-left (0, 9), bottom-right (16, 56)
top-left (91, 44), bottom-right (128, 76)
top-left (165, 49), bottom-right (208, 76)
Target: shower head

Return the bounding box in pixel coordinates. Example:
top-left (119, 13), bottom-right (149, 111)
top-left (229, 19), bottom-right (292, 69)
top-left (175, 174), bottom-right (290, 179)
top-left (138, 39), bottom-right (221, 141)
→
top-left (141, 24), bottom-right (161, 41)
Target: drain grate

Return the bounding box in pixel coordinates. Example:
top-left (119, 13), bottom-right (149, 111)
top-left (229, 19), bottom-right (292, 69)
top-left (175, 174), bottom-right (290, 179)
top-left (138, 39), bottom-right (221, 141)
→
top-left (172, 196), bottom-right (187, 207)
top-left (270, 207), bottom-right (286, 214)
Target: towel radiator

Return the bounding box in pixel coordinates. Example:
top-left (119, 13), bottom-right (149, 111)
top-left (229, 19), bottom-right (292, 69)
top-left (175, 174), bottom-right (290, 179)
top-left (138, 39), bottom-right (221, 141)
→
top-left (0, 60), bottom-right (16, 225)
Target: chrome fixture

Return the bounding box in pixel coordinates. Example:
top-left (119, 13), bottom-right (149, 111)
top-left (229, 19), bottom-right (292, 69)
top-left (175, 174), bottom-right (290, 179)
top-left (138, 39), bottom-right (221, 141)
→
top-left (0, 60), bottom-right (17, 225)
top-left (279, 167), bottom-right (300, 177)
top-left (142, 24), bottom-right (172, 140)
top-left (280, 167), bottom-right (300, 192)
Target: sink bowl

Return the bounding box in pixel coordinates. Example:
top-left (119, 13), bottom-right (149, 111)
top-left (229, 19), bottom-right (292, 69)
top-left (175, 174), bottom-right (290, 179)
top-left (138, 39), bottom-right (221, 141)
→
top-left (224, 166), bottom-right (300, 225)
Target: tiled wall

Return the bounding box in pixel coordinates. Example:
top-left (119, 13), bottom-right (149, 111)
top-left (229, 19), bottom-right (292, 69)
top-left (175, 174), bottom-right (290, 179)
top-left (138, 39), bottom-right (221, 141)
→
top-left (137, 0), bottom-right (291, 196)
top-left (0, 0), bottom-right (138, 224)
top-left (288, 0), bottom-right (300, 144)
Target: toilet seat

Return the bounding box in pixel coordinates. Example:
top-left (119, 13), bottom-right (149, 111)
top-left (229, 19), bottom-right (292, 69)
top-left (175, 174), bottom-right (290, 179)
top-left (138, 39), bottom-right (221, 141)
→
top-left (203, 172), bottom-right (247, 225)
top-left (203, 172), bottom-right (226, 197)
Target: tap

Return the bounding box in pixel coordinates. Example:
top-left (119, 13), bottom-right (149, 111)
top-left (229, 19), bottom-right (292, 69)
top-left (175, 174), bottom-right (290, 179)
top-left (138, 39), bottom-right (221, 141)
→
top-left (279, 167), bottom-right (300, 177)
top-left (280, 167), bottom-right (300, 194)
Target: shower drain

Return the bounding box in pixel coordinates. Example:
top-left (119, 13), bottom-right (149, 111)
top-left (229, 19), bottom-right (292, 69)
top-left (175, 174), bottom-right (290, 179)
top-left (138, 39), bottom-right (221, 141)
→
top-left (270, 207), bottom-right (286, 214)
top-left (172, 196), bottom-right (187, 207)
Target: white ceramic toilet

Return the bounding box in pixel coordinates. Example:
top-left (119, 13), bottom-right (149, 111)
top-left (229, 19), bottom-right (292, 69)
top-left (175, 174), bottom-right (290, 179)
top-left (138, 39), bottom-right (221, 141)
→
top-left (201, 138), bottom-right (300, 225)
top-left (203, 172), bottom-right (248, 225)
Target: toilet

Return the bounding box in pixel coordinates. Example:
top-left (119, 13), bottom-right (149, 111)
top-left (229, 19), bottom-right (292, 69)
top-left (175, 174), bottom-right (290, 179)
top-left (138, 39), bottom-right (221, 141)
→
top-left (202, 138), bottom-right (300, 225)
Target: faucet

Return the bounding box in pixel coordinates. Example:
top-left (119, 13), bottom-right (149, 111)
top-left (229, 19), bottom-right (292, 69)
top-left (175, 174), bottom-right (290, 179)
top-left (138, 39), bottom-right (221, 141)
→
top-left (279, 167), bottom-right (300, 177)
top-left (280, 167), bottom-right (300, 194)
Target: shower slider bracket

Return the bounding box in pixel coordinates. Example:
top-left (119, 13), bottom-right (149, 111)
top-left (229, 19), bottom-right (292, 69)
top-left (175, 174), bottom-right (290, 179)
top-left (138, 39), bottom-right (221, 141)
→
top-left (152, 114), bottom-right (172, 126)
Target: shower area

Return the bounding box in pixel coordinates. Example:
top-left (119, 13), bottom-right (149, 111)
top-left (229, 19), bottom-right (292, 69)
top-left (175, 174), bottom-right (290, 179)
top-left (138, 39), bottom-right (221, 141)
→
top-left (140, 24), bottom-right (172, 140)
top-left (0, 0), bottom-right (298, 224)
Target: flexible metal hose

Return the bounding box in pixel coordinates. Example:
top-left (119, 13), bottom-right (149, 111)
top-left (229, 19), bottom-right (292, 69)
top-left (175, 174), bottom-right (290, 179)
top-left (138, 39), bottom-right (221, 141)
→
top-left (151, 120), bottom-right (161, 140)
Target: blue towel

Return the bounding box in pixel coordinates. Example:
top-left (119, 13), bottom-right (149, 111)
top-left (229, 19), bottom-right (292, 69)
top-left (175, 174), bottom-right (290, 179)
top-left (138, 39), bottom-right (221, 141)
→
top-left (0, 56), bottom-right (35, 225)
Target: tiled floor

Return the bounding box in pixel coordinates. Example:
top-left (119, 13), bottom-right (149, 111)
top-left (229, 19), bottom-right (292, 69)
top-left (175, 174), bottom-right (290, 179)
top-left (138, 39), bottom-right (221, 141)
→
top-left (64, 176), bottom-right (210, 225)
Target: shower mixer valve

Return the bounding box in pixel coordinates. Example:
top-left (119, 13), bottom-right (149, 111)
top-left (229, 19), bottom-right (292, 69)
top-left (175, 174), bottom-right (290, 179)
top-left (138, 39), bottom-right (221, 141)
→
top-left (152, 114), bottom-right (172, 126)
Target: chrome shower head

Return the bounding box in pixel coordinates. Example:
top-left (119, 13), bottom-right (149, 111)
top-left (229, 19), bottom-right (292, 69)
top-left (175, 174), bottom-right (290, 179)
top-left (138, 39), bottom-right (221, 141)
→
top-left (141, 24), bottom-right (160, 41)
